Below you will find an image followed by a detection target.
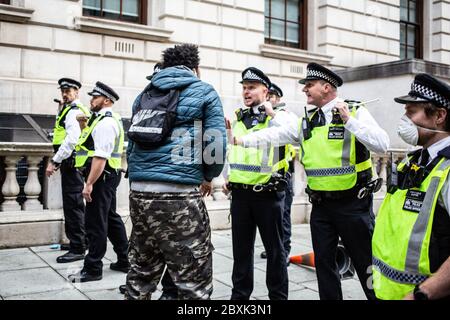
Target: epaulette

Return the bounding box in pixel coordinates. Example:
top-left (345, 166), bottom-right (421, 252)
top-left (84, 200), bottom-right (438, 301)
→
top-left (438, 145), bottom-right (450, 159)
top-left (307, 107), bottom-right (318, 116)
top-left (104, 111), bottom-right (113, 117)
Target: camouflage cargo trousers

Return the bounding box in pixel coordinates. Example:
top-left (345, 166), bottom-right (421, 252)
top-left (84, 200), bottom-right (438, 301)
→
top-left (125, 190), bottom-right (214, 300)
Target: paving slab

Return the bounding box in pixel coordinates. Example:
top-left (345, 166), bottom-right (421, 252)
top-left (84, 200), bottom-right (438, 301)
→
top-left (301, 278), bottom-right (367, 300)
top-left (0, 248), bottom-right (47, 271)
top-left (287, 288), bottom-right (320, 300)
top-left (211, 279), bottom-right (232, 299)
top-left (212, 252), bottom-right (234, 275)
top-left (214, 268), bottom-right (305, 299)
top-left (0, 267), bottom-right (72, 297)
top-left (4, 288), bottom-right (88, 300)
top-left (58, 268), bottom-right (127, 292)
top-left (83, 288), bottom-right (124, 300)
top-left (284, 264), bottom-right (318, 284)
top-left (214, 245), bottom-right (266, 266)
top-left (211, 233), bottom-right (232, 249)
top-left (34, 250), bottom-right (109, 271)
top-left (29, 245), bottom-right (63, 253)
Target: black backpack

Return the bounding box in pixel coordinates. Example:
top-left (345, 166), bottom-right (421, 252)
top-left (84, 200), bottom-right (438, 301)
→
top-left (127, 84), bottom-right (180, 149)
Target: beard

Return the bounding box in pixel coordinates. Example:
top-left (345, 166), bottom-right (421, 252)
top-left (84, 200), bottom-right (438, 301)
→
top-left (90, 104), bottom-right (103, 113)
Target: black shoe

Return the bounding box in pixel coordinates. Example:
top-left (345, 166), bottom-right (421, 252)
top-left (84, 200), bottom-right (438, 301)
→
top-left (260, 251), bottom-right (267, 259)
top-left (69, 269), bottom-right (102, 283)
top-left (110, 261), bottom-right (130, 273)
top-left (56, 252), bottom-right (85, 263)
top-left (159, 292), bottom-right (177, 300)
top-left (119, 285), bottom-right (127, 294)
top-left (60, 244), bottom-right (70, 251)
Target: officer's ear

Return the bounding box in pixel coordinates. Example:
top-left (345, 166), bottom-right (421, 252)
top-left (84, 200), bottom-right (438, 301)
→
top-left (435, 107), bottom-right (448, 128)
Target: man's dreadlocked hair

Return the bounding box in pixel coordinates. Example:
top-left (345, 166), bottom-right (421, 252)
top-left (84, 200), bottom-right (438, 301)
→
top-left (161, 44), bottom-right (200, 70)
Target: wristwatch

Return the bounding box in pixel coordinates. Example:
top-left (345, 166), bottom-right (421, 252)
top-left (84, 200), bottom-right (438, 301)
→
top-left (413, 285), bottom-right (429, 300)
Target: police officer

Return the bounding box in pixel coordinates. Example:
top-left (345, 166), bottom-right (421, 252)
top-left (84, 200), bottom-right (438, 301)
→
top-left (68, 81), bottom-right (129, 283)
top-left (46, 78), bottom-right (90, 263)
top-left (236, 63), bottom-right (389, 300)
top-left (260, 83), bottom-right (296, 265)
top-left (225, 67), bottom-right (290, 300)
top-left (372, 74), bottom-right (450, 300)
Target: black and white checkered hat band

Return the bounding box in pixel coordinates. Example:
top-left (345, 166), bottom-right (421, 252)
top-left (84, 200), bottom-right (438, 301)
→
top-left (60, 81), bottom-right (78, 88)
top-left (307, 70), bottom-right (339, 87)
top-left (243, 70), bottom-right (269, 87)
top-left (411, 83), bottom-right (450, 108)
top-left (92, 86), bottom-right (117, 102)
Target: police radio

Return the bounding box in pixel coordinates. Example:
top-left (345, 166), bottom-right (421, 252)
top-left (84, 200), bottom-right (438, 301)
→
top-left (302, 106), bottom-right (312, 140)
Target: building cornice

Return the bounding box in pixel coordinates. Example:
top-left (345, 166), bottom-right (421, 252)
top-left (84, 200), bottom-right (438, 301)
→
top-left (336, 59), bottom-right (450, 82)
top-left (260, 44), bottom-right (333, 64)
top-left (0, 3), bottom-right (33, 23)
top-left (73, 16), bottom-right (172, 42)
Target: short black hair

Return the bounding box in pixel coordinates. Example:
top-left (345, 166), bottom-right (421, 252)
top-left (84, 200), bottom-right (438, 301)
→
top-left (162, 44), bottom-right (200, 70)
top-left (423, 102), bottom-right (450, 131)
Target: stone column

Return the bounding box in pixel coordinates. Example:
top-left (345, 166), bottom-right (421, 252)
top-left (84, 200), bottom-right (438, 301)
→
top-left (1, 156), bottom-right (21, 211)
top-left (378, 155), bottom-right (388, 193)
top-left (22, 156), bottom-right (43, 211)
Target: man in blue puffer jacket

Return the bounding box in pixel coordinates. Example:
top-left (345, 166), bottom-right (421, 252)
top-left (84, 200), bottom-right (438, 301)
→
top-left (125, 44), bottom-right (227, 300)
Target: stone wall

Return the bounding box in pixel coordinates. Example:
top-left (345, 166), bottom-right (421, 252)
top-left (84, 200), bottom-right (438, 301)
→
top-left (431, 0), bottom-right (450, 63)
top-left (0, 0), bottom-right (337, 120)
top-left (314, 0), bottom-right (400, 68)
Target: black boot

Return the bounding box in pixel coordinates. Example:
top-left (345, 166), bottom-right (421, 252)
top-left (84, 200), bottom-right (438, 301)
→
top-left (119, 285), bottom-right (127, 294)
top-left (56, 252), bottom-right (85, 263)
top-left (69, 269), bottom-right (102, 283)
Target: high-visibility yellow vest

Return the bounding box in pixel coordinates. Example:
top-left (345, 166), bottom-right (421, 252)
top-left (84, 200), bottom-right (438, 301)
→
top-left (372, 155), bottom-right (450, 300)
top-left (228, 109), bottom-right (289, 185)
top-left (75, 111), bottom-right (124, 170)
top-left (52, 102), bottom-right (90, 151)
top-left (300, 107), bottom-right (372, 191)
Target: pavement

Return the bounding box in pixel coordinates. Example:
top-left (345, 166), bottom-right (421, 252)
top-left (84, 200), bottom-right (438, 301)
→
top-left (0, 224), bottom-right (367, 300)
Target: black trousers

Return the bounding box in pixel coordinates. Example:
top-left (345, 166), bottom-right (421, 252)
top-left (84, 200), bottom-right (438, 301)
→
top-left (230, 189), bottom-right (288, 300)
top-left (60, 159), bottom-right (86, 254)
top-left (282, 175), bottom-right (294, 255)
top-left (310, 194), bottom-right (376, 300)
top-left (84, 172), bottom-right (129, 274)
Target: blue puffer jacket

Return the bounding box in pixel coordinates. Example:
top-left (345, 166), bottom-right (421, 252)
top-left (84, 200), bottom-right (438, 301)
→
top-left (127, 66), bottom-right (226, 185)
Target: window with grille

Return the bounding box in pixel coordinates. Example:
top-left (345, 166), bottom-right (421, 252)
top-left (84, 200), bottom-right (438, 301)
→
top-left (400, 0), bottom-right (423, 59)
top-left (83, 0), bottom-right (147, 24)
top-left (264, 0), bottom-right (307, 49)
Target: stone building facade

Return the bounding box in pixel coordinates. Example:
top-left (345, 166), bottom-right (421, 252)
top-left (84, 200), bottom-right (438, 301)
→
top-left (1, 0), bottom-right (447, 122)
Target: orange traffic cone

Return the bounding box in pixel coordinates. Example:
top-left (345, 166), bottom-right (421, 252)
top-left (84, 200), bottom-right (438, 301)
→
top-left (290, 252), bottom-right (315, 267)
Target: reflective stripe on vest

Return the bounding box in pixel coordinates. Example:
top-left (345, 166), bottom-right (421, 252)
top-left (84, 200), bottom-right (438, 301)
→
top-left (372, 158), bottom-right (450, 299)
top-left (300, 107), bottom-right (372, 191)
top-left (372, 256), bottom-right (428, 285)
top-left (228, 110), bottom-right (289, 185)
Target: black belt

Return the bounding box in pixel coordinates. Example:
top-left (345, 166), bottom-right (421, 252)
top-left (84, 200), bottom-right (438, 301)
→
top-left (306, 178), bottom-right (382, 203)
top-left (77, 166), bottom-right (120, 178)
top-left (228, 182), bottom-right (279, 193)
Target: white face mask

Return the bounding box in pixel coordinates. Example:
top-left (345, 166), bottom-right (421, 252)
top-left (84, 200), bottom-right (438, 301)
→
top-left (397, 115), bottom-right (448, 146)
